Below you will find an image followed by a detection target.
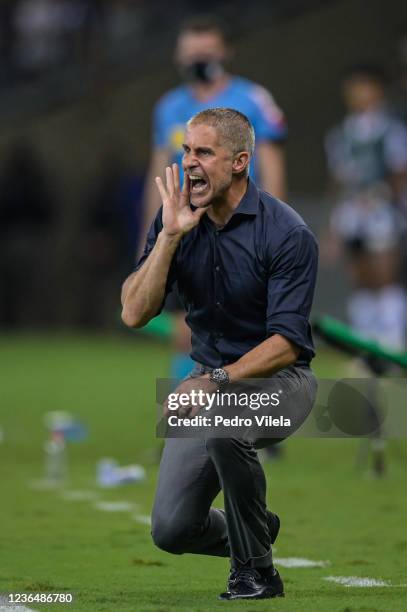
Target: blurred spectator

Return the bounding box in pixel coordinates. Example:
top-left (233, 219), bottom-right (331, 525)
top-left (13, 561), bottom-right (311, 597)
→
top-left (5, 0), bottom-right (148, 81)
top-left (329, 183), bottom-right (407, 349)
top-left (0, 142), bottom-right (57, 328)
top-left (76, 150), bottom-right (144, 329)
top-left (325, 64), bottom-right (407, 209)
top-left (12, 0), bottom-right (88, 78)
top-left (394, 33), bottom-right (407, 284)
top-left (324, 64), bottom-right (407, 350)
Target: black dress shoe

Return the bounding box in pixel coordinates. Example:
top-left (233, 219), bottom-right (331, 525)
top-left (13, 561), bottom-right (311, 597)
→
top-left (219, 567), bottom-right (284, 600)
top-left (227, 511), bottom-right (280, 588)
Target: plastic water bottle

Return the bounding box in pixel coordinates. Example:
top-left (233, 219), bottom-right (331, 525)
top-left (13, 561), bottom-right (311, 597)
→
top-left (44, 411), bottom-right (88, 442)
top-left (44, 431), bottom-right (67, 484)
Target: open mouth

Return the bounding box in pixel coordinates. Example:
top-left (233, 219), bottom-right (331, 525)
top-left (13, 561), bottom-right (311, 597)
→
top-left (189, 174), bottom-right (209, 194)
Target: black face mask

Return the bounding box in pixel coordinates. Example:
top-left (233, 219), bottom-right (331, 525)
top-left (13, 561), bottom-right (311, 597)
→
top-left (180, 60), bottom-right (224, 84)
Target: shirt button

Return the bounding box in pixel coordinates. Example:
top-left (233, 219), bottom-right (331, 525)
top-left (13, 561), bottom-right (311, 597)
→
top-left (216, 302), bottom-right (221, 308)
top-left (215, 266), bottom-right (220, 272)
top-left (215, 230), bottom-right (219, 236)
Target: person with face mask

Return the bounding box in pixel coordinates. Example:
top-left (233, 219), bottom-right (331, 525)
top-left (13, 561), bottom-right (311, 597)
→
top-left (141, 15), bottom-right (287, 389)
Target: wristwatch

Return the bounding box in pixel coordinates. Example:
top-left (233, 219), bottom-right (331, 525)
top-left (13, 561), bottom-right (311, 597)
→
top-left (209, 368), bottom-right (230, 387)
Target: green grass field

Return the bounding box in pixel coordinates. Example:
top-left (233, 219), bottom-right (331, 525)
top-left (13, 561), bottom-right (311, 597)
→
top-left (1, 333), bottom-right (406, 611)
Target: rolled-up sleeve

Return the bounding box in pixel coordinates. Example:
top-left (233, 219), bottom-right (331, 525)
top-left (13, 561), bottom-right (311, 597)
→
top-left (266, 225), bottom-right (318, 359)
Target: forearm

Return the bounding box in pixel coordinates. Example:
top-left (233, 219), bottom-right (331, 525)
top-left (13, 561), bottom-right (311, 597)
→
top-left (121, 230), bottom-right (181, 328)
top-left (223, 334), bottom-right (300, 382)
top-left (123, 162), bottom-right (208, 327)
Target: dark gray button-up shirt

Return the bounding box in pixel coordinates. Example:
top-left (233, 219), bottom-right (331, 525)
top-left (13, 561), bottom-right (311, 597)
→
top-left (137, 179), bottom-right (318, 368)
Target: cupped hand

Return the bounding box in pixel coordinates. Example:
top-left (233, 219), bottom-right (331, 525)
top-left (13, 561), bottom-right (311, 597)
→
top-left (155, 164), bottom-right (209, 237)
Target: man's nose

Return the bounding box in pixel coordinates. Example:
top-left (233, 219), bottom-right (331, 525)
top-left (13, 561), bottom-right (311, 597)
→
top-left (183, 153), bottom-right (199, 170)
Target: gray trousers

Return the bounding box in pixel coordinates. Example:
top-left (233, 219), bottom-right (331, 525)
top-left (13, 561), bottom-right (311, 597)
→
top-left (151, 364), bottom-right (317, 569)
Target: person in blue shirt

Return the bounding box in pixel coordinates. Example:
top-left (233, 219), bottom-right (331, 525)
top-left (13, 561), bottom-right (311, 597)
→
top-left (142, 15), bottom-right (287, 381)
top-left (122, 108), bottom-right (318, 601)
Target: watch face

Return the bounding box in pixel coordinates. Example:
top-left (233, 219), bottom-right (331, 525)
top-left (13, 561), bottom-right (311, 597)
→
top-left (212, 368), bottom-right (229, 385)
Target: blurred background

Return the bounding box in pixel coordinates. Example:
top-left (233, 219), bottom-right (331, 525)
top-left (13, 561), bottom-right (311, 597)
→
top-left (1, 1), bottom-right (407, 606)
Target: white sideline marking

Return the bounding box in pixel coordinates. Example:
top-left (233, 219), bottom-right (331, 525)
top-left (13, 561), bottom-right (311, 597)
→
top-left (133, 514), bottom-right (151, 526)
top-left (324, 576), bottom-right (390, 587)
top-left (28, 479), bottom-right (62, 490)
top-left (95, 501), bottom-right (136, 512)
top-left (275, 557), bottom-right (329, 568)
top-left (60, 490), bottom-right (100, 501)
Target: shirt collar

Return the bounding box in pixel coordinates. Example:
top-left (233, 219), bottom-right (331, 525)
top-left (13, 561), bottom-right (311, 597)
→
top-left (231, 178), bottom-right (259, 216)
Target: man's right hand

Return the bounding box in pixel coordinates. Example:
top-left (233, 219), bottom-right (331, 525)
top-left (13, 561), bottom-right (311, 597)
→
top-left (155, 164), bottom-right (209, 237)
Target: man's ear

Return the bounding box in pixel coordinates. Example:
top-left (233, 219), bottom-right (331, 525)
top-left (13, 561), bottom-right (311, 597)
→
top-left (232, 151), bottom-right (250, 175)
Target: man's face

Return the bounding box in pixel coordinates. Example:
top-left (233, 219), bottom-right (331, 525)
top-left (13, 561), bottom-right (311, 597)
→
top-left (182, 124), bottom-right (235, 207)
top-left (342, 77), bottom-right (384, 113)
top-left (175, 30), bottom-right (227, 69)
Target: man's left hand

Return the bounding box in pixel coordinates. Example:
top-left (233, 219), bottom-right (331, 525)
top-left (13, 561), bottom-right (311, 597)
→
top-left (163, 375), bottom-right (218, 418)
